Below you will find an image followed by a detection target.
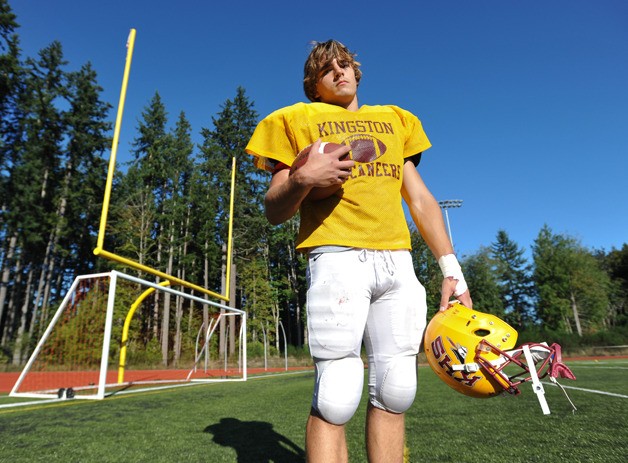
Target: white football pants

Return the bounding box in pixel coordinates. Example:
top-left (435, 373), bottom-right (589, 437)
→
top-left (306, 248), bottom-right (427, 424)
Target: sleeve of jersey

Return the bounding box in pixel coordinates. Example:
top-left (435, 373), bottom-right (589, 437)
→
top-left (245, 110), bottom-right (297, 173)
top-left (390, 106), bottom-right (432, 158)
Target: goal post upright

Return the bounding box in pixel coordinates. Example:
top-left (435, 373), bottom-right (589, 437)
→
top-left (224, 156), bottom-right (236, 299)
top-left (92, 28), bottom-right (236, 303)
top-left (95, 28), bottom-right (135, 253)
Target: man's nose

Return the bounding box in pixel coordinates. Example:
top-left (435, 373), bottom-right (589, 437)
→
top-left (332, 61), bottom-right (344, 78)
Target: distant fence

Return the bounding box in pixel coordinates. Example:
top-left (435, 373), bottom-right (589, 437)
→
top-left (590, 345), bottom-right (628, 355)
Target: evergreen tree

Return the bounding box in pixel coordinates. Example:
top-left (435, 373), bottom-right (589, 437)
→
top-left (188, 153), bottom-right (220, 290)
top-left (162, 112), bottom-right (195, 363)
top-left (462, 247), bottom-right (504, 316)
top-left (198, 87), bottom-right (264, 352)
top-left (490, 230), bottom-right (534, 329)
top-left (0, 0), bottom-right (21, 340)
top-left (123, 92), bottom-right (170, 276)
top-left (199, 87), bottom-right (262, 260)
top-left (168, 112), bottom-right (196, 283)
top-left (129, 92), bottom-right (174, 363)
top-left (0, 0), bottom-right (19, 118)
top-left (62, 63), bottom-right (111, 276)
top-left (11, 41), bottom-right (67, 245)
top-left (1, 41), bottom-right (68, 349)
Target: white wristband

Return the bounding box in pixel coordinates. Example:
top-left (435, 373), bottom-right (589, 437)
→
top-left (438, 254), bottom-right (468, 297)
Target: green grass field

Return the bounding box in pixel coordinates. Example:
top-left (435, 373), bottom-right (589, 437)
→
top-left (0, 359), bottom-right (626, 462)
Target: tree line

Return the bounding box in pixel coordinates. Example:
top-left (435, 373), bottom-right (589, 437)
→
top-left (1, 1), bottom-right (626, 368)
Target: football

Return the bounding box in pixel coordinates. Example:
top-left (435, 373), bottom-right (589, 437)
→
top-left (290, 142), bottom-right (349, 200)
top-left (344, 134), bottom-right (387, 163)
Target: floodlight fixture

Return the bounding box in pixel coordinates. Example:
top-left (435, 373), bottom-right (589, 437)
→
top-left (438, 199), bottom-right (463, 250)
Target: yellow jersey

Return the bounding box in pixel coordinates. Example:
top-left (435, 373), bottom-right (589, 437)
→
top-left (245, 102), bottom-right (432, 251)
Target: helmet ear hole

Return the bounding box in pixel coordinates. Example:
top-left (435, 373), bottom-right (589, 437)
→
top-left (474, 328), bottom-right (491, 337)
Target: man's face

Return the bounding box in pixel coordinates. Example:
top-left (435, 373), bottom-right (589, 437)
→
top-left (315, 58), bottom-right (358, 108)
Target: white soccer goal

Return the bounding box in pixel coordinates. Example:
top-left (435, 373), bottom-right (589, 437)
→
top-left (10, 270), bottom-right (247, 400)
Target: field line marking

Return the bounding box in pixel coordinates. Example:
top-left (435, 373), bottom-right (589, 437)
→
top-left (545, 382), bottom-right (628, 399)
top-left (569, 366), bottom-right (628, 370)
top-left (248, 370), bottom-right (312, 381)
top-left (0, 398), bottom-right (65, 410)
top-left (0, 398), bottom-right (85, 414)
top-left (0, 369), bottom-right (313, 413)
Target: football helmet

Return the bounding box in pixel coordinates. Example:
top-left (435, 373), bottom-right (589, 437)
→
top-left (424, 302), bottom-right (576, 410)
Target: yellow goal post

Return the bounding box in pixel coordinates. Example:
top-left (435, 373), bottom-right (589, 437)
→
top-left (92, 28), bottom-right (236, 302)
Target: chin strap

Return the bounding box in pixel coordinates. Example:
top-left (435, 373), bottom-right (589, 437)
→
top-left (549, 376), bottom-right (578, 414)
top-left (545, 343), bottom-right (578, 414)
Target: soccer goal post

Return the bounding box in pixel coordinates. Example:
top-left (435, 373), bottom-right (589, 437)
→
top-left (10, 270), bottom-right (247, 400)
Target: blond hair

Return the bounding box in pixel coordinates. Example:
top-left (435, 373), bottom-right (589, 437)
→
top-left (303, 40), bottom-right (362, 102)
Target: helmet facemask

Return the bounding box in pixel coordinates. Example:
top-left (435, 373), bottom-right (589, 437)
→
top-left (425, 302), bottom-right (577, 414)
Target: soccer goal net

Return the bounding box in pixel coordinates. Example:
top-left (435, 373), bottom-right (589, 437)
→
top-left (10, 271), bottom-right (247, 400)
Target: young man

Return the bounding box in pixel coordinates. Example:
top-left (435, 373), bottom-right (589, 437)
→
top-left (246, 40), bottom-right (472, 463)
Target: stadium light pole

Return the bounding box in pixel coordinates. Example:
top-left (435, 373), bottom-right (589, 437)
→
top-left (438, 199), bottom-right (463, 250)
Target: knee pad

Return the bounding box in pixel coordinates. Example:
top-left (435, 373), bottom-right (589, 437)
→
top-left (371, 355), bottom-right (417, 413)
top-left (312, 357), bottom-right (364, 425)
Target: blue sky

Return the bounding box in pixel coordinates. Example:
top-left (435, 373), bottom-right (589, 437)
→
top-left (10, 0), bottom-right (628, 259)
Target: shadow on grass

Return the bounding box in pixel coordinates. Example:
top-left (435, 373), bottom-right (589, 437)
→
top-left (205, 417), bottom-right (305, 462)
